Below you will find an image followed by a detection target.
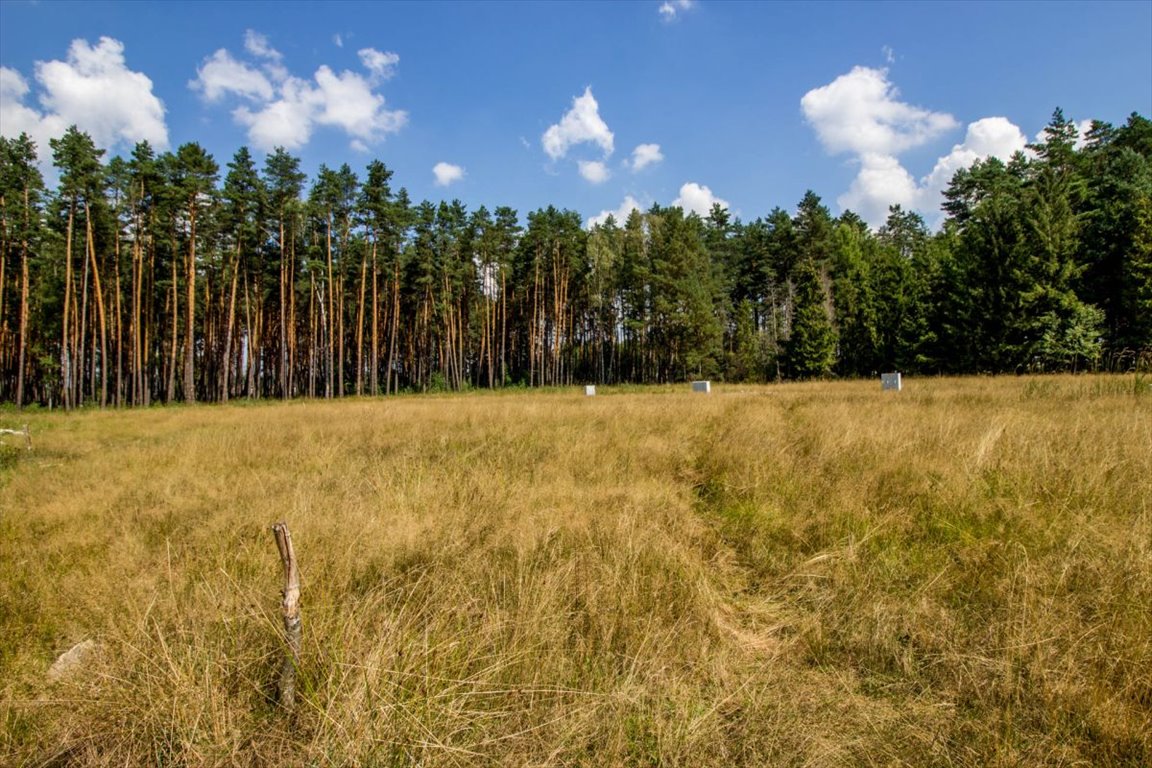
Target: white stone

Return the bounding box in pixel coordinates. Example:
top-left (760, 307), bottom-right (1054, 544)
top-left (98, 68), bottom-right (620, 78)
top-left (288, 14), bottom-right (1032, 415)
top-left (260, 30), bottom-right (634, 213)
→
top-left (47, 639), bottom-right (98, 682)
top-left (585, 385), bottom-right (596, 396)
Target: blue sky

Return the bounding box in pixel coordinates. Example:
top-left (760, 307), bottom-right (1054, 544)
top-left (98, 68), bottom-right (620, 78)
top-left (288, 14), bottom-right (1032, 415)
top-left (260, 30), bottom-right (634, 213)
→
top-left (1, 0), bottom-right (1149, 228)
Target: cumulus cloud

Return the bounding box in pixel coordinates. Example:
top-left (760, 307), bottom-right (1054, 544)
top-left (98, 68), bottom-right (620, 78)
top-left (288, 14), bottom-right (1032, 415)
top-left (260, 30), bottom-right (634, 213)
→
top-left (801, 66), bottom-right (957, 156)
top-left (433, 161), bottom-right (465, 186)
top-left (920, 117), bottom-right (1028, 199)
top-left (629, 143), bottom-right (663, 171)
top-left (0, 67), bottom-right (52, 146)
top-left (313, 64), bottom-right (405, 136)
top-left (1074, 119), bottom-right (1094, 149)
top-left (358, 48), bottom-right (400, 80)
top-left (232, 78), bottom-right (318, 149)
top-left (0, 36), bottom-right (168, 166)
top-left (673, 182), bottom-right (728, 217)
top-left (542, 86), bottom-right (614, 161)
top-left (839, 117), bottom-right (1028, 228)
top-left (837, 153), bottom-right (922, 227)
top-left (191, 49), bottom-right (274, 103)
top-left (191, 32), bottom-right (406, 151)
top-left (587, 195), bottom-right (642, 229)
top-left (659, 0), bottom-right (694, 20)
top-left (578, 159), bottom-right (611, 184)
top-left (802, 66), bottom-right (1035, 228)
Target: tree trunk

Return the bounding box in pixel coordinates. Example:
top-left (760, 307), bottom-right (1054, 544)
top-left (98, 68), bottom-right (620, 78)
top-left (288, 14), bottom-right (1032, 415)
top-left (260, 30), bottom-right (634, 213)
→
top-left (370, 242), bottom-right (378, 396)
top-left (221, 239), bottom-right (240, 403)
top-left (288, 224), bottom-right (297, 398)
top-left (355, 238), bottom-right (368, 396)
top-left (387, 262), bottom-right (399, 395)
top-left (184, 201), bottom-right (196, 403)
top-left (113, 221), bottom-right (124, 406)
top-left (16, 188), bottom-right (30, 409)
top-left (62, 206), bottom-right (74, 410)
top-left (167, 241), bottom-right (178, 404)
top-left (85, 206), bottom-right (109, 407)
top-left (279, 215), bottom-right (287, 398)
top-left (325, 211), bottom-right (334, 399)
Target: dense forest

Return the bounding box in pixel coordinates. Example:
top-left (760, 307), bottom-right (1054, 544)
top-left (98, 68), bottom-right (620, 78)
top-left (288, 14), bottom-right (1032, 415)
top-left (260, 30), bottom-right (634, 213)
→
top-left (0, 109), bottom-right (1149, 408)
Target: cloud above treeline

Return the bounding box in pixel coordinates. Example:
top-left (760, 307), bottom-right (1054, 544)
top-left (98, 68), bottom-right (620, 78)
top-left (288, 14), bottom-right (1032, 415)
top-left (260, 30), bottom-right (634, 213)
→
top-left (802, 65), bottom-right (1028, 227)
top-left (587, 195), bottom-right (642, 228)
top-left (0, 36), bottom-right (168, 168)
top-left (190, 29), bottom-right (406, 152)
top-left (629, 143), bottom-right (663, 171)
top-left (542, 87), bottom-right (664, 186)
top-left (579, 159), bottom-right (611, 184)
top-left (585, 181), bottom-right (728, 229)
top-left (542, 86), bottom-right (615, 161)
top-left (433, 161), bottom-right (465, 186)
top-left (673, 181), bottom-right (728, 217)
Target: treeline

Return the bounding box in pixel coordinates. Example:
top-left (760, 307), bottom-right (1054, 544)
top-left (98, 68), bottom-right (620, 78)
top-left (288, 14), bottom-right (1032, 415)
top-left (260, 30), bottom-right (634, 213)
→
top-left (0, 109), bottom-right (1149, 408)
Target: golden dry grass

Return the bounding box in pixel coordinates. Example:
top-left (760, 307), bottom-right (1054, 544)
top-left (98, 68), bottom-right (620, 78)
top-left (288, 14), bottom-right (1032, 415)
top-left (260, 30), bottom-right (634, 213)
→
top-left (1, 375), bottom-right (1150, 766)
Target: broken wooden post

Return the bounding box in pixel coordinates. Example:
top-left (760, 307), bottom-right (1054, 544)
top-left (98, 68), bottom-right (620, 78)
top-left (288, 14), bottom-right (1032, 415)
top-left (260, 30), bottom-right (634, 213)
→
top-left (271, 522), bottom-right (302, 711)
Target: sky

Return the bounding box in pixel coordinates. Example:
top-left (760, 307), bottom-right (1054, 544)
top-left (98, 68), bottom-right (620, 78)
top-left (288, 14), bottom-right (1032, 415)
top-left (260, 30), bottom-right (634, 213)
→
top-left (1, 0), bottom-right (1150, 229)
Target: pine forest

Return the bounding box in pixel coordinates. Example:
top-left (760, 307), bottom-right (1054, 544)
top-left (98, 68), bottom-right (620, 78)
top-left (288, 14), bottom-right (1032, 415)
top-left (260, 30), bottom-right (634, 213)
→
top-left (1, 109), bottom-right (1149, 409)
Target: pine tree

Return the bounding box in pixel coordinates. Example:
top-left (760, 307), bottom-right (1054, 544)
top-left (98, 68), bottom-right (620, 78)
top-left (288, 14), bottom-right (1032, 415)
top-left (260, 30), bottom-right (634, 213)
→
top-left (785, 259), bottom-right (836, 379)
top-left (170, 142), bottom-right (219, 402)
top-left (0, 135), bottom-right (45, 407)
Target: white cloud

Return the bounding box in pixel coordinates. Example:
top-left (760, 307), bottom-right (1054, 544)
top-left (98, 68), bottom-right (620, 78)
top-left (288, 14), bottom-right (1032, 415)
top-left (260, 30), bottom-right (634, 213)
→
top-left (192, 32), bottom-right (407, 152)
top-left (839, 117), bottom-right (1028, 228)
top-left (659, 0), bottom-right (694, 20)
top-left (233, 77), bottom-right (317, 149)
top-left (313, 64), bottom-right (405, 139)
top-left (578, 159), bottom-right (611, 184)
top-left (629, 143), bottom-right (663, 171)
top-left (433, 161), bottom-right (465, 186)
top-left (191, 49), bottom-right (274, 103)
top-left (0, 36), bottom-right (168, 164)
top-left (542, 86), bottom-right (614, 161)
top-left (1074, 119), bottom-right (1093, 149)
top-left (0, 67), bottom-right (50, 144)
top-left (920, 117), bottom-right (1027, 200)
top-left (801, 66), bottom-right (957, 156)
top-left (0, 67), bottom-right (29, 103)
top-left (882, 45), bottom-right (896, 64)
top-left (587, 195), bottom-right (642, 229)
top-left (673, 181), bottom-right (728, 217)
top-left (358, 48), bottom-right (400, 80)
top-left (244, 30), bottom-right (282, 62)
top-left (837, 153), bottom-right (922, 228)
top-left (802, 66), bottom-right (1033, 228)
top-left (333, 34), bottom-right (344, 48)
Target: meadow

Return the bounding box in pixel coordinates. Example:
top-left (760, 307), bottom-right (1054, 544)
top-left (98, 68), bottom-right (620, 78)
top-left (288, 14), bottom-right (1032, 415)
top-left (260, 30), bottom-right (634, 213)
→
top-left (1, 375), bottom-right (1150, 767)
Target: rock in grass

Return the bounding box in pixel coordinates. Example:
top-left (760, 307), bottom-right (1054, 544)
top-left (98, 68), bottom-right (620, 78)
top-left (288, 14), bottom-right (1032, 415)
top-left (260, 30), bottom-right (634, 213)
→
top-left (47, 639), bottom-right (98, 683)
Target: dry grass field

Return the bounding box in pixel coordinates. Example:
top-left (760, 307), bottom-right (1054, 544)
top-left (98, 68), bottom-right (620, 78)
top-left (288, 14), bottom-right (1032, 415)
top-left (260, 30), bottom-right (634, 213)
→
top-left (1, 375), bottom-right (1150, 767)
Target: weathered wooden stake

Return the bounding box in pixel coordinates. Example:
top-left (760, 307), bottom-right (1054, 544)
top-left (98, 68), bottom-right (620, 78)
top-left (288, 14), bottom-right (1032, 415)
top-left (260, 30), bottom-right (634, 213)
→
top-left (271, 522), bottom-right (301, 711)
